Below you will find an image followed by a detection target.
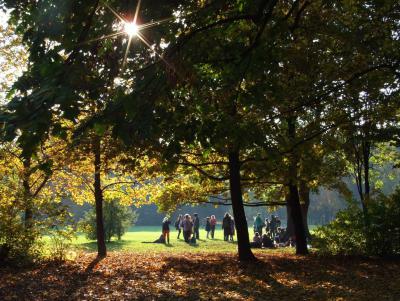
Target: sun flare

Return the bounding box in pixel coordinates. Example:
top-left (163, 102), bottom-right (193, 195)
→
top-left (87, 0), bottom-right (175, 72)
top-left (124, 22), bottom-right (139, 37)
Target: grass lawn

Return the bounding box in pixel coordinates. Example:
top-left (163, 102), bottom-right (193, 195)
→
top-left (58, 226), bottom-right (293, 255)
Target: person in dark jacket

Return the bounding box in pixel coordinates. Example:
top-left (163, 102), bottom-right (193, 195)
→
top-left (175, 214), bottom-right (183, 239)
top-left (222, 213), bottom-right (231, 241)
top-left (193, 213), bottom-right (200, 239)
top-left (254, 213), bottom-right (264, 235)
top-left (270, 215), bottom-right (278, 238)
top-left (229, 215), bottom-right (235, 241)
top-left (162, 217), bottom-right (171, 244)
top-left (205, 217), bottom-right (211, 239)
top-left (262, 234), bottom-right (274, 248)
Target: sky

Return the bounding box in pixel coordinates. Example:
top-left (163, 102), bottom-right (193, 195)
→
top-left (0, 9), bottom-right (26, 104)
top-left (0, 10), bottom-right (9, 26)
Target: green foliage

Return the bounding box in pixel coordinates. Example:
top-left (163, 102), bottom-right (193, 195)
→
top-left (0, 198), bottom-right (74, 265)
top-left (0, 208), bottom-right (42, 265)
top-left (313, 204), bottom-right (365, 255)
top-left (44, 203), bottom-right (76, 261)
top-left (79, 200), bottom-right (137, 242)
top-left (314, 188), bottom-right (400, 256)
top-left (47, 225), bottom-right (75, 261)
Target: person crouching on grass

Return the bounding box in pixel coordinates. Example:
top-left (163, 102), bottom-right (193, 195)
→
top-left (162, 217), bottom-right (171, 244)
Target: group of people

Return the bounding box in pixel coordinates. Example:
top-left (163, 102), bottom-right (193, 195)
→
top-left (160, 212), bottom-right (291, 248)
top-left (252, 213), bottom-right (293, 248)
top-left (174, 213), bottom-right (234, 243)
top-left (253, 213), bottom-right (281, 238)
top-left (221, 213), bottom-right (235, 241)
top-left (174, 213), bottom-right (201, 243)
top-left (160, 213), bottom-right (236, 244)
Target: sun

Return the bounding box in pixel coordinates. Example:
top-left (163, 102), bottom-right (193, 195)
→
top-left (88, 0), bottom-right (175, 72)
top-left (124, 22), bottom-right (139, 37)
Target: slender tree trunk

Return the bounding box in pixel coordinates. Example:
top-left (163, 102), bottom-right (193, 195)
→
top-left (228, 150), bottom-right (256, 261)
top-left (287, 117), bottom-right (308, 255)
top-left (93, 136), bottom-right (107, 257)
top-left (362, 140), bottom-right (370, 200)
top-left (361, 139), bottom-right (371, 248)
top-left (353, 140), bottom-right (367, 214)
top-left (23, 157), bottom-right (33, 229)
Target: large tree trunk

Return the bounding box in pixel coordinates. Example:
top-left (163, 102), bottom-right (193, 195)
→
top-left (285, 195), bottom-right (311, 240)
top-left (287, 117), bottom-right (308, 255)
top-left (299, 181), bottom-right (311, 238)
top-left (93, 136), bottom-right (107, 257)
top-left (228, 150), bottom-right (256, 261)
top-left (287, 184), bottom-right (308, 254)
top-left (285, 204), bottom-right (294, 241)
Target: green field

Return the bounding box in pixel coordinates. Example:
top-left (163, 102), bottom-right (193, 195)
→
top-left (49, 226), bottom-right (294, 255)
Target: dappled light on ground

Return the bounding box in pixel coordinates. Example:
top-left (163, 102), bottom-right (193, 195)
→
top-left (1, 253), bottom-right (399, 300)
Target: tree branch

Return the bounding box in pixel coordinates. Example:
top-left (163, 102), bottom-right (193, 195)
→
top-left (102, 180), bottom-right (139, 192)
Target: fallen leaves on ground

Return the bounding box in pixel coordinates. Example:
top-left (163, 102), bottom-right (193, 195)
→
top-left (0, 252), bottom-right (399, 300)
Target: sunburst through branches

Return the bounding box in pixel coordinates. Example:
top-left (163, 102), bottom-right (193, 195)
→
top-left (85, 0), bottom-right (174, 71)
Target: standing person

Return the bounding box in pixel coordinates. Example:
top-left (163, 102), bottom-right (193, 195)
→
top-left (276, 215), bottom-right (281, 229)
top-left (254, 213), bottom-right (264, 236)
top-left (182, 214), bottom-right (193, 243)
top-left (270, 215), bottom-right (277, 238)
top-left (210, 215), bottom-right (217, 239)
top-left (229, 215), bottom-right (235, 241)
top-left (175, 214), bottom-right (183, 239)
top-left (265, 217), bottom-right (270, 237)
top-left (205, 217), bottom-right (211, 239)
top-left (222, 213), bottom-right (231, 241)
top-left (193, 213), bottom-right (200, 239)
top-left (162, 217), bottom-right (171, 244)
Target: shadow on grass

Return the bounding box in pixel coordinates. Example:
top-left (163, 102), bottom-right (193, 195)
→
top-left (77, 240), bottom-right (132, 252)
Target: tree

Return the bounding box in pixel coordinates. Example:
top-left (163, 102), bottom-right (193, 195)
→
top-left (0, 137), bottom-right (73, 262)
top-left (0, 19), bottom-right (27, 103)
top-left (79, 199), bottom-right (137, 242)
top-left (1, 0), bottom-right (399, 261)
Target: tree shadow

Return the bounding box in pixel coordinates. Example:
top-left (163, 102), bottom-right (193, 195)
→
top-left (159, 253), bottom-right (286, 300)
top-left (77, 240), bottom-right (131, 252)
top-left (84, 256), bottom-right (104, 273)
top-left (2, 253), bottom-right (400, 300)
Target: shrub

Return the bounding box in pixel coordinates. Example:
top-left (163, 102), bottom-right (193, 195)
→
top-left (0, 198), bottom-right (72, 265)
top-left (0, 196), bottom-right (41, 265)
top-left (79, 200), bottom-right (137, 242)
top-left (44, 204), bottom-right (76, 261)
top-left (313, 188), bottom-right (400, 256)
